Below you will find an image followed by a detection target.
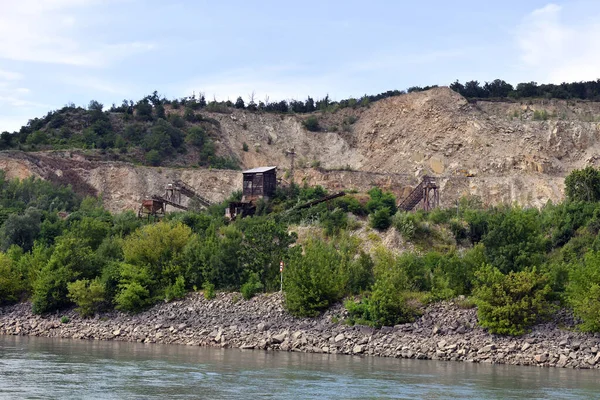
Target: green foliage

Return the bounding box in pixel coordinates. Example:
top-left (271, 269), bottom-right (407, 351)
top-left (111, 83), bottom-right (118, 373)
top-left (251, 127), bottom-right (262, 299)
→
top-left (60, 316), bottom-right (70, 324)
top-left (302, 116), bottom-right (320, 132)
top-left (242, 142), bottom-right (249, 152)
top-left (237, 217), bottom-right (296, 291)
top-left (321, 208), bottom-right (348, 236)
top-left (565, 167), bottom-right (600, 202)
top-left (115, 280), bottom-right (151, 312)
top-left (67, 278), bottom-right (106, 317)
top-left (240, 272), bottom-right (264, 300)
top-left (370, 208), bottom-right (391, 230)
top-left (145, 150), bottom-right (161, 166)
top-left (392, 211), bottom-right (430, 240)
top-left (165, 275), bottom-right (186, 302)
top-left (0, 208), bottom-right (42, 251)
top-left (473, 265), bottom-right (553, 336)
top-left (0, 252), bottom-right (26, 304)
top-left (366, 187), bottom-right (397, 215)
top-left (186, 126), bottom-right (206, 147)
top-left (345, 281), bottom-right (420, 328)
top-left (566, 251), bottom-right (600, 332)
top-left (31, 237), bottom-right (96, 314)
top-left (482, 207), bottom-right (545, 273)
top-left (332, 196), bottom-right (367, 216)
top-left (202, 281), bottom-right (215, 300)
top-left (533, 109), bottom-right (549, 121)
top-left (284, 240), bottom-right (343, 317)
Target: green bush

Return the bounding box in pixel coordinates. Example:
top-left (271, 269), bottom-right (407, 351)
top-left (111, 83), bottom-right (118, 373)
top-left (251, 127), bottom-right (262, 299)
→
top-left (67, 278), bottom-right (106, 317)
top-left (345, 279), bottom-right (420, 328)
top-left (482, 207), bottom-right (545, 273)
top-left (165, 275), bottom-right (186, 302)
top-left (473, 265), bottom-right (553, 335)
top-left (321, 208), bottom-right (348, 236)
top-left (203, 280), bottom-right (215, 300)
top-left (145, 150), bottom-right (161, 166)
top-left (0, 252), bottom-right (25, 304)
top-left (302, 116), bottom-right (320, 132)
top-left (284, 240), bottom-right (343, 317)
top-left (370, 208), bottom-right (391, 230)
top-left (240, 272), bottom-right (263, 300)
top-left (242, 142), bottom-right (249, 152)
top-left (115, 281), bottom-right (151, 312)
top-left (566, 251), bottom-right (600, 332)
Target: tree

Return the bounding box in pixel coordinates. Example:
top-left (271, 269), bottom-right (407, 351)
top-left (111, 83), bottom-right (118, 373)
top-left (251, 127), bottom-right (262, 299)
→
top-left (67, 278), bottom-right (106, 317)
top-left (565, 166), bottom-right (600, 202)
top-left (235, 96), bottom-right (245, 109)
top-left (482, 207), bottom-right (545, 273)
top-left (284, 240), bottom-right (343, 317)
top-left (484, 79), bottom-right (514, 98)
top-left (0, 208), bottom-right (42, 252)
top-left (567, 251), bottom-right (600, 332)
top-left (473, 265), bottom-right (553, 335)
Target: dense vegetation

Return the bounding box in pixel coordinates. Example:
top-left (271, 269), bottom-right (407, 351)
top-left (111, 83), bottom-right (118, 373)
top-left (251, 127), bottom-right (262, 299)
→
top-left (449, 79), bottom-right (600, 101)
top-left (3, 167), bottom-right (600, 336)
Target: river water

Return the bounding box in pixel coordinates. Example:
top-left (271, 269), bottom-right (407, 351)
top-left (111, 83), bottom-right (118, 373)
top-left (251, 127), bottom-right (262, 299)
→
top-left (0, 335), bottom-right (599, 399)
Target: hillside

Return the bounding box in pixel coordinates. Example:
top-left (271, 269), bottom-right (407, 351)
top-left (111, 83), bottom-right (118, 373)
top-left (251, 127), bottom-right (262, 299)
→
top-left (3, 87), bottom-right (600, 211)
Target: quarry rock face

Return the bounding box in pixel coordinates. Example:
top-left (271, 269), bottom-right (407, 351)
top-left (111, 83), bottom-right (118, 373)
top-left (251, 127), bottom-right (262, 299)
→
top-left (5, 87), bottom-right (600, 211)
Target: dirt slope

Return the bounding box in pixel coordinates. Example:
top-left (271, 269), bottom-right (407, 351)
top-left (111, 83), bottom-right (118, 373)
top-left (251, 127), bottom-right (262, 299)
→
top-left (3, 87), bottom-right (600, 211)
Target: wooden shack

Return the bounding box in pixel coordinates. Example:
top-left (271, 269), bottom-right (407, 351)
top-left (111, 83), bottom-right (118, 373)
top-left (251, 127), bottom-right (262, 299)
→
top-left (242, 166), bottom-right (277, 202)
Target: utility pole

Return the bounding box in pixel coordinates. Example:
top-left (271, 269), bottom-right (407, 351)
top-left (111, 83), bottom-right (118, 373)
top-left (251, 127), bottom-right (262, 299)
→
top-left (285, 148), bottom-right (296, 185)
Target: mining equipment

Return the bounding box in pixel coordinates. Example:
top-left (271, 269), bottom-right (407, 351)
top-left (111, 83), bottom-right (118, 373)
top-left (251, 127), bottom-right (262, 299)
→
top-left (398, 175), bottom-right (440, 212)
top-left (226, 166), bottom-right (277, 220)
top-left (225, 166), bottom-right (347, 220)
top-left (138, 180), bottom-right (213, 219)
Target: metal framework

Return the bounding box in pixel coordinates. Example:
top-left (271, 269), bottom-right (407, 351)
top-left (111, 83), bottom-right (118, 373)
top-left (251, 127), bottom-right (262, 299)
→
top-left (398, 175), bottom-right (440, 212)
top-left (138, 180), bottom-right (213, 219)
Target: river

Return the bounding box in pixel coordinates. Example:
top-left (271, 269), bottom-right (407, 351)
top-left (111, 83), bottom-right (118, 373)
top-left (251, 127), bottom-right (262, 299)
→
top-left (0, 335), bottom-right (599, 399)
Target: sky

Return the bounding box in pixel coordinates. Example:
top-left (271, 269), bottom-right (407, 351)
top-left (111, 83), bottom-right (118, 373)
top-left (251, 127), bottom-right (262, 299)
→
top-left (2, 0), bottom-right (600, 132)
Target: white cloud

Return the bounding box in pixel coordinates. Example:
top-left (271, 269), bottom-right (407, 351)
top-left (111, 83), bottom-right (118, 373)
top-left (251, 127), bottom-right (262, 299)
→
top-left (517, 3), bottom-right (600, 82)
top-left (0, 0), bottom-right (153, 67)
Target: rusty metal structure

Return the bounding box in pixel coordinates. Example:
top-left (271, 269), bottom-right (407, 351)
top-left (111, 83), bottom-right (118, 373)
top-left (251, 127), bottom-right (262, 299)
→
top-left (398, 175), bottom-right (440, 212)
top-left (138, 180), bottom-right (213, 219)
top-left (226, 166), bottom-right (277, 220)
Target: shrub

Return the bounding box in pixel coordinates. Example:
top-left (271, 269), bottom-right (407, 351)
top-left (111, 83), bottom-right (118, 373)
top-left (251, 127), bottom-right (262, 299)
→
top-left (302, 116), bottom-right (320, 132)
top-left (242, 142), bottom-right (249, 152)
top-left (284, 240), bottom-right (343, 317)
top-left (370, 208), bottom-right (391, 230)
top-left (473, 265), bottom-right (553, 335)
top-left (240, 272), bottom-right (263, 300)
top-left (321, 208), bottom-right (348, 236)
top-left (345, 278), bottom-right (420, 328)
top-left (532, 109), bottom-right (549, 121)
top-left (0, 252), bottom-right (25, 304)
top-left (566, 251), bottom-right (600, 332)
top-left (60, 316), bottom-right (70, 324)
top-left (115, 281), bottom-right (151, 312)
top-left (203, 281), bottom-right (215, 300)
top-left (165, 275), bottom-right (186, 302)
top-left (145, 150), bottom-right (161, 166)
top-left (67, 278), bottom-right (106, 317)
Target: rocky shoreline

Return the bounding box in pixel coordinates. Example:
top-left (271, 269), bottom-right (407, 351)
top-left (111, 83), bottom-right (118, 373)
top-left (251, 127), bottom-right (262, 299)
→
top-left (1, 292), bottom-right (599, 370)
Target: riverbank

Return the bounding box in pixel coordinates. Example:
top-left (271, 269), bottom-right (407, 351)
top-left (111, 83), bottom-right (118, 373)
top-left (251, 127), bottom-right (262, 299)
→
top-left (1, 292), bottom-right (599, 369)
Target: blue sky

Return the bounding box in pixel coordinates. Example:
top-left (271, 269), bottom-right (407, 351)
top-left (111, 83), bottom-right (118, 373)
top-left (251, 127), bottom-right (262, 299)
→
top-left (2, 0), bottom-right (600, 132)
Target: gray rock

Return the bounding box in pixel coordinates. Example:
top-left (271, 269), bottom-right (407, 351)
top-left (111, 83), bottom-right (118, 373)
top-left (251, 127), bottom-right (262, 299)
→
top-left (534, 354), bottom-right (548, 363)
top-left (353, 345), bottom-right (364, 354)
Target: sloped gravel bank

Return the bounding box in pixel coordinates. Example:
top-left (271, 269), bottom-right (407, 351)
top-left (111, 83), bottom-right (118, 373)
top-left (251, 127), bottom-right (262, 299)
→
top-left (1, 292), bottom-right (599, 369)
